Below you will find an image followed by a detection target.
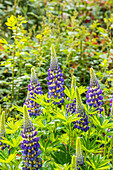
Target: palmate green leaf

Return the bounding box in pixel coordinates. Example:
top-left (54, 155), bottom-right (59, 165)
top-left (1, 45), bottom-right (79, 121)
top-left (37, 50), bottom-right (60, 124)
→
top-left (54, 112), bottom-right (67, 122)
top-left (97, 166), bottom-right (111, 170)
top-left (90, 116), bottom-right (101, 127)
top-left (29, 97), bottom-right (43, 105)
top-left (87, 159), bottom-right (96, 169)
top-left (104, 122), bottom-right (113, 129)
top-left (0, 153), bottom-right (16, 163)
top-left (70, 86), bottom-right (76, 100)
top-left (82, 145), bottom-right (102, 154)
top-left (91, 115), bottom-right (113, 130)
top-left (84, 104), bottom-right (97, 115)
top-left (0, 150), bottom-right (6, 160)
top-left (64, 86), bottom-right (86, 101)
top-left (86, 154), bottom-right (111, 170)
top-left (81, 134), bottom-right (102, 154)
top-left (78, 86), bottom-right (87, 94)
top-left (96, 138), bottom-right (111, 145)
top-left (13, 105), bottom-right (23, 113)
top-left (106, 131), bottom-right (113, 136)
top-left (64, 86), bottom-right (71, 98)
top-left (97, 159), bottom-right (111, 168)
top-left (31, 93), bottom-right (53, 107)
top-left (1, 136), bottom-right (22, 148)
top-left (54, 163), bottom-right (62, 170)
top-left (102, 119), bottom-right (109, 127)
top-left (54, 162), bottom-right (71, 170)
top-left (65, 114), bottom-right (80, 124)
top-left (6, 119), bottom-right (23, 134)
top-left (1, 139), bottom-right (13, 147)
top-left (86, 161), bottom-right (93, 168)
top-left (32, 116), bottom-right (45, 128)
top-left (54, 109), bottom-right (80, 125)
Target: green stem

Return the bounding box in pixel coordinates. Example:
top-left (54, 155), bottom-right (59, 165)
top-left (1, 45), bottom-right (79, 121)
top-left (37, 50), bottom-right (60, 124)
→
top-left (84, 152), bottom-right (88, 163)
top-left (54, 121), bottom-right (57, 139)
top-left (107, 137), bottom-right (112, 159)
top-left (16, 53), bottom-right (22, 101)
top-left (11, 46), bottom-right (15, 104)
top-left (69, 123), bottom-right (71, 155)
top-left (104, 135), bottom-right (107, 159)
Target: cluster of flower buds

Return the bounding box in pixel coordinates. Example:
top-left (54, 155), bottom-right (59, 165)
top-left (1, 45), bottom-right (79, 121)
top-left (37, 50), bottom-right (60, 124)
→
top-left (86, 68), bottom-right (103, 112)
top-left (76, 137), bottom-right (84, 168)
top-left (0, 111), bottom-right (9, 150)
top-left (71, 137), bottom-right (84, 170)
top-left (21, 105), bottom-right (42, 170)
top-left (24, 68), bottom-right (43, 117)
top-left (73, 87), bottom-right (89, 132)
top-left (71, 155), bottom-right (77, 170)
top-left (66, 76), bottom-right (76, 116)
top-left (110, 95), bottom-right (113, 115)
top-left (47, 44), bottom-right (65, 105)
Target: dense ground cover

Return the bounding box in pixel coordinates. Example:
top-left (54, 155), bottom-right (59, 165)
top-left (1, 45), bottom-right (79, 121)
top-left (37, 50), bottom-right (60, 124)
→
top-left (0, 0), bottom-right (113, 169)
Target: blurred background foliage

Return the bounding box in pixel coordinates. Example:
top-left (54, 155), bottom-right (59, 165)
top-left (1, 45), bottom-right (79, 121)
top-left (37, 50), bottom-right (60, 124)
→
top-left (0, 0), bottom-right (113, 116)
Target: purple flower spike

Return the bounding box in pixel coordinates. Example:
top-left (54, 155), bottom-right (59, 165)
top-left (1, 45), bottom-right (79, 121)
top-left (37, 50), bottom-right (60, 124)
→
top-left (86, 68), bottom-right (103, 113)
top-left (66, 76), bottom-right (76, 116)
top-left (21, 105), bottom-right (42, 170)
top-left (24, 68), bottom-right (43, 117)
top-left (73, 87), bottom-right (89, 132)
top-left (110, 95), bottom-right (113, 115)
top-left (47, 44), bottom-right (65, 105)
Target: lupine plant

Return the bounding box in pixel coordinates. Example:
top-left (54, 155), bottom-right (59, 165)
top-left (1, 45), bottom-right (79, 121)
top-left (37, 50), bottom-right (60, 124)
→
top-left (86, 68), bottom-right (103, 113)
top-left (73, 87), bottom-right (89, 132)
top-left (0, 1), bottom-right (113, 169)
top-left (21, 105), bottom-right (42, 170)
top-left (110, 95), bottom-right (113, 115)
top-left (24, 68), bottom-right (43, 117)
top-left (66, 76), bottom-right (76, 116)
top-left (0, 111), bottom-right (7, 150)
top-left (76, 137), bottom-right (84, 168)
top-left (47, 44), bottom-right (65, 105)
top-left (0, 66), bottom-right (113, 169)
top-left (71, 155), bottom-right (77, 170)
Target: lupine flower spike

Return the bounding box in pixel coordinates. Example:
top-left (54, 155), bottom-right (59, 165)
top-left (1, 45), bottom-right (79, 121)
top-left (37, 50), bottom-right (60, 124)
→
top-left (25, 68), bottom-right (43, 117)
top-left (71, 155), bottom-right (77, 170)
top-left (76, 137), bottom-right (84, 167)
top-left (66, 76), bottom-right (76, 116)
top-left (47, 44), bottom-right (65, 105)
top-left (0, 111), bottom-right (8, 150)
top-left (110, 95), bottom-right (113, 116)
top-left (73, 87), bottom-right (89, 132)
top-left (21, 105), bottom-right (42, 170)
top-left (86, 68), bottom-right (103, 112)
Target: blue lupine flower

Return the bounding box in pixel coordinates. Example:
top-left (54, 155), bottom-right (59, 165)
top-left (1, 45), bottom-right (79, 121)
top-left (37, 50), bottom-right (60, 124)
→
top-left (21, 105), bottom-right (42, 170)
top-left (47, 44), bottom-right (65, 105)
top-left (66, 76), bottom-right (76, 116)
top-left (25, 68), bottom-right (43, 117)
top-left (110, 95), bottom-right (113, 115)
top-left (73, 87), bottom-right (89, 132)
top-left (86, 68), bottom-right (103, 112)
top-left (0, 111), bottom-right (9, 151)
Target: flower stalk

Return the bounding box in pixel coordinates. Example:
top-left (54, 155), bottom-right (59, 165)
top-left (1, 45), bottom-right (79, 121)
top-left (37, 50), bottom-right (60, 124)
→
top-left (86, 68), bottom-right (103, 113)
top-left (73, 87), bottom-right (89, 132)
top-left (21, 105), bottom-right (42, 169)
top-left (24, 68), bottom-right (43, 117)
top-left (47, 44), bottom-right (65, 105)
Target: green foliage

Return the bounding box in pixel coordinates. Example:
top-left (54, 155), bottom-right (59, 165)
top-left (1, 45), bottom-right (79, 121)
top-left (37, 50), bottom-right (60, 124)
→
top-left (86, 154), bottom-right (112, 170)
top-left (0, 0), bottom-right (113, 169)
